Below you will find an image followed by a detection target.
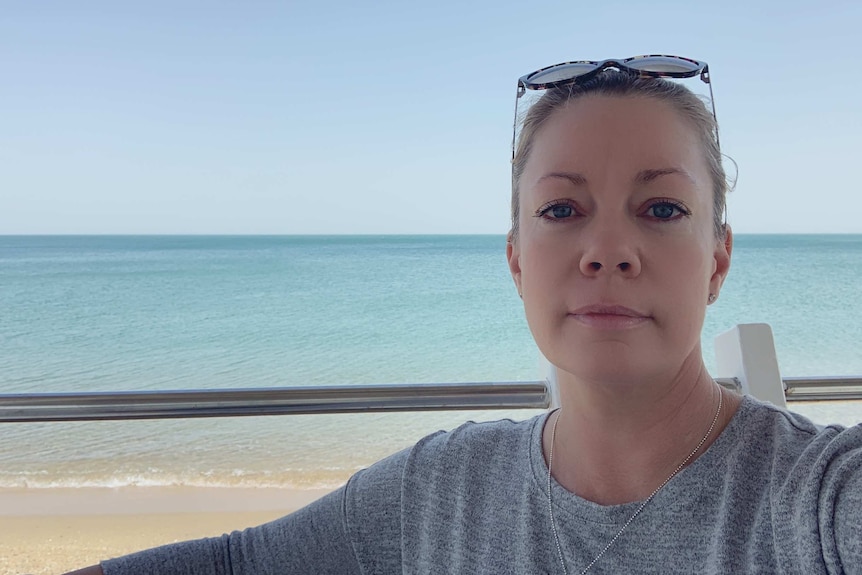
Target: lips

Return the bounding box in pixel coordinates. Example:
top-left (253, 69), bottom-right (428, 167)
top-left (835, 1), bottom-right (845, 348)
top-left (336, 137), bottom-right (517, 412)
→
top-left (569, 304), bottom-right (651, 329)
top-left (571, 304), bottom-right (648, 317)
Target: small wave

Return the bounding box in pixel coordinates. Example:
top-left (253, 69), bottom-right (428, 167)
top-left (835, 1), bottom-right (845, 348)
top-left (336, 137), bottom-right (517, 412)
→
top-left (0, 469), bottom-right (354, 490)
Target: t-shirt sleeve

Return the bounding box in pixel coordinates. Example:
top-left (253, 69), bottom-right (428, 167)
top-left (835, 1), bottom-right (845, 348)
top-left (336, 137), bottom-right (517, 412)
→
top-left (821, 426), bottom-right (862, 573)
top-left (99, 487), bottom-right (359, 575)
top-left (100, 447), bottom-right (410, 574)
top-left (774, 423), bottom-right (862, 574)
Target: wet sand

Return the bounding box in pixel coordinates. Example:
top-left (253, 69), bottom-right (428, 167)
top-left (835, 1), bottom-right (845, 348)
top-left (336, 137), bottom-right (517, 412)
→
top-left (0, 486), bottom-right (334, 575)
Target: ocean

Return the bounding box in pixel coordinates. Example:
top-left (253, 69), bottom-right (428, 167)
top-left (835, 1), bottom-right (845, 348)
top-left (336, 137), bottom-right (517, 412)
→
top-left (1, 235), bottom-right (861, 490)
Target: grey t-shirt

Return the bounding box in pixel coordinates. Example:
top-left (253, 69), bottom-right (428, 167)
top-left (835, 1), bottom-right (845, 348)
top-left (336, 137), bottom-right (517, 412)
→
top-left (102, 395), bottom-right (862, 574)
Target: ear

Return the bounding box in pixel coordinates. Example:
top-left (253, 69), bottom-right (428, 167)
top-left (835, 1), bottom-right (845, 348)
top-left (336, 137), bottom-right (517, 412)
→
top-left (506, 232), bottom-right (523, 297)
top-left (709, 224), bottom-right (733, 297)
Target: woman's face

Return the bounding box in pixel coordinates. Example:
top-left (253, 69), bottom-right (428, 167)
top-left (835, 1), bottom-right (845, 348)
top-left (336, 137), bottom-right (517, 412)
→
top-left (507, 95), bottom-right (732, 384)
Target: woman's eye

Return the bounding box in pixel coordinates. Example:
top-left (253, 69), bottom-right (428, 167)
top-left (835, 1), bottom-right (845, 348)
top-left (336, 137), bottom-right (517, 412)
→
top-left (646, 201), bottom-right (689, 220)
top-left (550, 205), bottom-right (573, 219)
top-left (535, 202), bottom-right (578, 220)
top-left (651, 204), bottom-right (676, 218)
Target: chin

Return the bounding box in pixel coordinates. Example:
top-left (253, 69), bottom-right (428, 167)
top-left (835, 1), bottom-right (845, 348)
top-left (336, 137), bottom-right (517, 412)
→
top-left (553, 347), bottom-right (648, 384)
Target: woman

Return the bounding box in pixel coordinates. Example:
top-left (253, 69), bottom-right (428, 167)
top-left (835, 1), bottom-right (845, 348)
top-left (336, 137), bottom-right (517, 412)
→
top-left (67, 56), bottom-right (862, 574)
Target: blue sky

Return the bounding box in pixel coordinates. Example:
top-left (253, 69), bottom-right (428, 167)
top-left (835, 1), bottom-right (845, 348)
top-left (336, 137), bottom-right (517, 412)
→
top-left (2, 0), bottom-right (860, 234)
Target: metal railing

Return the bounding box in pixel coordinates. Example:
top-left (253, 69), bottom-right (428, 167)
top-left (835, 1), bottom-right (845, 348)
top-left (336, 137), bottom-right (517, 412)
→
top-left (0, 381), bottom-right (550, 423)
top-left (784, 376), bottom-right (862, 401)
top-left (0, 376), bottom-right (859, 423)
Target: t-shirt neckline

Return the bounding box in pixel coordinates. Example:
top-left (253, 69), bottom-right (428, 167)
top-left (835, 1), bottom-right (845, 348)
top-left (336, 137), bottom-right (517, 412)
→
top-left (528, 393), bottom-right (756, 524)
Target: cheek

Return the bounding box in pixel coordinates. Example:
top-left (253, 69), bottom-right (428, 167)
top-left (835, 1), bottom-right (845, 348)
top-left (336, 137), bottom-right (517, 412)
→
top-left (656, 245), bottom-right (715, 312)
top-left (519, 238), bottom-right (571, 291)
top-left (517, 243), bottom-right (566, 331)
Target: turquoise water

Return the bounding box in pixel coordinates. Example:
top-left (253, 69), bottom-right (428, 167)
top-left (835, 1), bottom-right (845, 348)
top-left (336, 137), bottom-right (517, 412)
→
top-left (1, 235), bottom-right (860, 489)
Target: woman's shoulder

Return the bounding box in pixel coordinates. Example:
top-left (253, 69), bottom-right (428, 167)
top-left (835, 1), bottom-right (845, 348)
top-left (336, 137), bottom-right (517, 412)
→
top-left (396, 414), bottom-right (546, 487)
top-left (344, 414), bottom-right (545, 515)
top-left (412, 413), bottom-right (544, 454)
top-left (727, 395), bottom-right (862, 490)
top-left (350, 414), bottom-right (545, 484)
top-left (732, 396), bottom-right (862, 569)
top-left (735, 394), bottom-right (862, 458)
top-left (733, 395), bottom-right (862, 508)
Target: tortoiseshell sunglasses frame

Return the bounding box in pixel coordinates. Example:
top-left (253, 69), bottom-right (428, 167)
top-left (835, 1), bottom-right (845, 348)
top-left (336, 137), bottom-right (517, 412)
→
top-left (511, 55), bottom-right (718, 160)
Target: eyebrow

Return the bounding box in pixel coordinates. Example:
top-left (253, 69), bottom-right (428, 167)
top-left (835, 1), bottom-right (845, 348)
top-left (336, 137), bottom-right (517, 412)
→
top-left (635, 167), bottom-right (696, 185)
top-left (535, 172), bottom-right (587, 186)
top-left (535, 168), bottom-right (695, 187)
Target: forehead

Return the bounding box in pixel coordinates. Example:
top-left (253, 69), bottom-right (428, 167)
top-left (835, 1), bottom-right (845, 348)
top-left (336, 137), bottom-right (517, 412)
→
top-left (524, 95), bottom-right (710, 186)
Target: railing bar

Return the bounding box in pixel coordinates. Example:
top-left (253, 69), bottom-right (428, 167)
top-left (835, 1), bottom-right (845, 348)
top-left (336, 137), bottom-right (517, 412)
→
top-left (784, 376), bottom-right (862, 383)
top-left (3, 377), bottom-right (861, 422)
top-left (1, 405), bottom-right (553, 423)
top-left (0, 381), bottom-right (552, 423)
top-left (0, 382), bottom-right (547, 402)
top-left (785, 394), bottom-right (862, 402)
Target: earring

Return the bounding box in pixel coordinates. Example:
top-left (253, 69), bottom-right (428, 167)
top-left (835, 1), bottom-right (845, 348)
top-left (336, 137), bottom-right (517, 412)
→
top-left (707, 293), bottom-right (717, 304)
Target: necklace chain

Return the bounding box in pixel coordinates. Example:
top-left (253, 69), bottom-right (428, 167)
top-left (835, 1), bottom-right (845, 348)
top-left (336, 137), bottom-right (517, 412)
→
top-left (547, 385), bottom-right (723, 575)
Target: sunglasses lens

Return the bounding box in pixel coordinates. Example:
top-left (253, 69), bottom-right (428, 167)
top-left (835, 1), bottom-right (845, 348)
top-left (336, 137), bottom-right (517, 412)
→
top-left (527, 61), bottom-right (598, 85)
top-left (626, 55), bottom-right (701, 74)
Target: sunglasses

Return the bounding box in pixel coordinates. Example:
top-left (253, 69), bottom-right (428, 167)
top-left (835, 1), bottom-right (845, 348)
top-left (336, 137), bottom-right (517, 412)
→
top-left (512, 55), bottom-right (718, 159)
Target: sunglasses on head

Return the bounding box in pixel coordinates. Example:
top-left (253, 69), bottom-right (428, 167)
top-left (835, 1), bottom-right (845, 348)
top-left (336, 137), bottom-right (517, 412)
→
top-left (512, 55), bottom-right (718, 159)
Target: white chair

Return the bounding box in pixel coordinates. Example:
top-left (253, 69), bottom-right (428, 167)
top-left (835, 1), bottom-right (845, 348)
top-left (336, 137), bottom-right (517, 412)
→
top-left (714, 323), bottom-right (786, 408)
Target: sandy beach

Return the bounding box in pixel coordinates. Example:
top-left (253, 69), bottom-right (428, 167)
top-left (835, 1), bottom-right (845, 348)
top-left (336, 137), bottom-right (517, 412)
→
top-left (0, 486), bottom-right (334, 575)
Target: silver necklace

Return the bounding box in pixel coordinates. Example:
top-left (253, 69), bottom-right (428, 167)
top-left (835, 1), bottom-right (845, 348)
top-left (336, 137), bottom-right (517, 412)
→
top-left (547, 385), bottom-right (723, 575)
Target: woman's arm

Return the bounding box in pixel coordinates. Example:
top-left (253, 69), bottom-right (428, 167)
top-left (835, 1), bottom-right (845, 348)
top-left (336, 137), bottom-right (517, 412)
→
top-left (90, 486), bottom-right (360, 574)
top-left (63, 567), bottom-right (103, 575)
top-left (831, 431), bottom-right (862, 569)
top-left (58, 447), bottom-right (408, 575)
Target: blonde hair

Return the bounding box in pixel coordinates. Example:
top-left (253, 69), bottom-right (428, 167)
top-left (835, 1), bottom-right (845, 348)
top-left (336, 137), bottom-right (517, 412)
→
top-left (510, 72), bottom-right (728, 240)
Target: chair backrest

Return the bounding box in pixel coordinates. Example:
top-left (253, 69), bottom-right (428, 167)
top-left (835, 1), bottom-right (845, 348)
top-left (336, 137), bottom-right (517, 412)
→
top-left (714, 323), bottom-right (787, 408)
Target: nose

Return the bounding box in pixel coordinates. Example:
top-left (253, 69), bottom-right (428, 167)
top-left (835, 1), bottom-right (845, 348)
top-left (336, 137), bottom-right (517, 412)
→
top-left (578, 224), bottom-right (642, 278)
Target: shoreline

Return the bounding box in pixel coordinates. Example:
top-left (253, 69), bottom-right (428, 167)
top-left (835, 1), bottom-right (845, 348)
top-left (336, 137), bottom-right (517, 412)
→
top-left (0, 486), bottom-right (335, 575)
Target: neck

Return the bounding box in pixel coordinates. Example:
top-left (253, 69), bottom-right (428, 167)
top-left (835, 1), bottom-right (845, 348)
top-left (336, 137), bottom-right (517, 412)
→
top-left (543, 362), bottom-right (740, 505)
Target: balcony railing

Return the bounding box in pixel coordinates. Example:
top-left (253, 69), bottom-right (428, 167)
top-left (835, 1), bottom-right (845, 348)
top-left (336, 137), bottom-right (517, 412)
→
top-left (2, 376), bottom-right (860, 423)
top-left (0, 381), bottom-right (550, 423)
top-left (784, 376), bottom-right (862, 402)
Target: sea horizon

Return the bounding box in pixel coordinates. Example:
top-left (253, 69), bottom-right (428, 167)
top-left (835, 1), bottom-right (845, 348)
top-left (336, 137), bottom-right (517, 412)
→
top-left (3, 232), bottom-right (860, 237)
